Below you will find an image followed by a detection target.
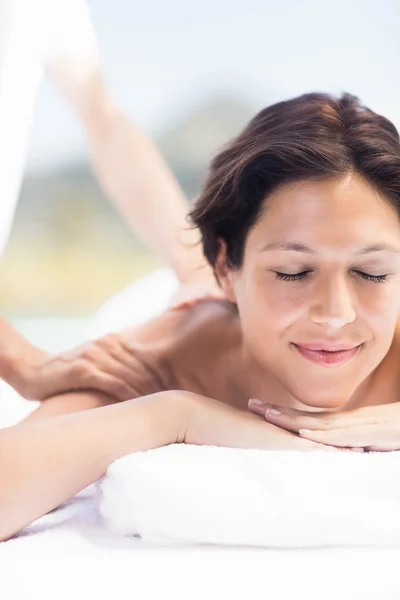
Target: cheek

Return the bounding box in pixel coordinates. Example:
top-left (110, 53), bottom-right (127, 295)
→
top-left (234, 270), bottom-right (303, 333)
top-left (236, 276), bottom-right (400, 342)
top-left (361, 285), bottom-right (400, 332)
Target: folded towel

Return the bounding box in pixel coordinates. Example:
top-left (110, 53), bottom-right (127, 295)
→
top-left (99, 444), bottom-right (400, 548)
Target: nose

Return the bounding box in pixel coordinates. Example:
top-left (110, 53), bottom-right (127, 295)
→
top-left (310, 273), bottom-right (356, 329)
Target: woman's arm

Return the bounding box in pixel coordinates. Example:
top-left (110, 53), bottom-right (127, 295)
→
top-left (0, 389), bottom-right (324, 541)
top-left (0, 390), bottom-right (186, 542)
top-left (184, 393), bottom-right (325, 451)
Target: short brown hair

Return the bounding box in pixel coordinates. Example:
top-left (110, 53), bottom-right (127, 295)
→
top-left (189, 92), bottom-right (400, 268)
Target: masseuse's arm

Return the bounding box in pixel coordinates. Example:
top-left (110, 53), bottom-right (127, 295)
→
top-left (0, 320), bottom-right (140, 402)
top-left (0, 317), bottom-right (47, 398)
top-left (0, 80), bottom-right (218, 400)
top-left (0, 390), bottom-right (322, 541)
top-left (49, 62), bottom-right (214, 288)
top-left (42, 0), bottom-right (213, 286)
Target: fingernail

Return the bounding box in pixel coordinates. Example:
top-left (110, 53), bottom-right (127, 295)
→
top-left (265, 408), bottom-right (281, 415)
top-left (248, 399), bottom-right (265, 407)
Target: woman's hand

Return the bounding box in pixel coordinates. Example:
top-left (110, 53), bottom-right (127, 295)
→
top-left (184, 393), bottom-right (336, 451)
top-left (248, 399), bottom-right (400, 451)
top-left (14, 334), bottom-right (142, 402)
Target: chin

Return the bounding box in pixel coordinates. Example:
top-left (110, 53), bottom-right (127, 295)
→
top-left (290, 384), bottom-right (352, 411)
top-left (300, 396), bottom-right (347, 411)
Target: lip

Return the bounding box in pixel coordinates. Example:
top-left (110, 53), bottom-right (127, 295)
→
top-left (295, 341), bottom-right (359, 352)
top-left (292, 343), bottom-right (362, 367)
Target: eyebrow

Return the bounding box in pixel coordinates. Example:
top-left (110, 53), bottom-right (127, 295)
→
top-left (259, 242), bottom-right (400, 255)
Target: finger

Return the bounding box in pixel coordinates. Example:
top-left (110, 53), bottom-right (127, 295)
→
top-left (71, 366), bottom-right (138, 401)
top-left (248, 399), bottom-right (329, 421)
top-left (299, 424), bottom-right (400, 450)
top-left (86, 371), bottom-right (138, 401)
top-left (169, 297), bottom-right (204, 310)
top-left (94, 338), bottom-right (137, 372)
top-left (170, 293), bottom-right (222, 310)
top-left (364, 446), bottom-right (397, 452)
top-left (248, 400), bottom-right (372, 432)
top-left (100, 354), bottom-right (143, 392)
top-left (248, 403), bottom-right (330, 434)
top-left (84, 344), bottom-right (144, 393)
top-left (298, 426), bottom-right (382, 448)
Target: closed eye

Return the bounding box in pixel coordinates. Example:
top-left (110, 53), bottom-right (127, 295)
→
top-left (353, 271), bottom-right (388, 283)
top-left (274, 271), bottom-right (310, 281)
top-left (274, 270), bottom-right (389, 283)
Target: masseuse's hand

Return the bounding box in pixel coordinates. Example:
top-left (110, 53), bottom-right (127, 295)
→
top-left (248, 399), bottom-right (400, 451)
top-left (16, 334), bottom-right (140, 402)
top-left (169, 266), bottom-right (225, 309)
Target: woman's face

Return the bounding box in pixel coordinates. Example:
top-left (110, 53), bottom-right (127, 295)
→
top-left (222, 175), bottom-right (400, 409)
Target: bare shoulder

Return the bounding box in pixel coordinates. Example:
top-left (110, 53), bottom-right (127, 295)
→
top-left (122, 298), bottom-right (238, 352)
top-left (117, 299), bottom-right (238, 393)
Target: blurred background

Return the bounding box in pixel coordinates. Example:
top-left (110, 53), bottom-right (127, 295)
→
top-left (1, 0), bottom-right (399, 349)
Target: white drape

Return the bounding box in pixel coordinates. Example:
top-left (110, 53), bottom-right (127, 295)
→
top-left (0, 0), bottom-right (97, 257)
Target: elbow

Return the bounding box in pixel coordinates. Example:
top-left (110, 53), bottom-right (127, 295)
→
top-left (0, 493), bottom-right (25, 542)
top-left (0, 437), bottom-right (28, 542)
top-left (0, 528), bottom-right (14, 543)
top-left (0, 510), bottom-right (22, 542)
top-left (0, 492), bottom-right (39, 542)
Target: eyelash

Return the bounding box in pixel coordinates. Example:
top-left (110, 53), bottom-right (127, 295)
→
top-left (274, 270), bottom-right (389, 283)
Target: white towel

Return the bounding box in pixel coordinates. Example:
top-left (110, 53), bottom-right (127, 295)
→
top-left (100, 444), bottom-right (400, 548)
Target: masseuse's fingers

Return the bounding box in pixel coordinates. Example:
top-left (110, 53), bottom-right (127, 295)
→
top-left (169, 275), bottom-right (225, 310)
top-left (37, 334), bottom-right (142, 401)
top-left (65, 342), bottom-right (140, 400)
top-left (248, 399), bottom-right (371, 433)
top-left (74, 368), bottom-right (138, 401)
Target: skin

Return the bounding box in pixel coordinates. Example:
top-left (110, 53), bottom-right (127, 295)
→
top-left (3, 172), bottom-right (400, 540)
top-left (216, 173), bottom-right (400, 412)
top-left (31, 173), bottom-right (400, 418)
top-left (77, 173), bottom-right (400, 412)
top-left (0, 61), bottom-right (221, 404)
top-left (0, 390), bottom-right (321, 541)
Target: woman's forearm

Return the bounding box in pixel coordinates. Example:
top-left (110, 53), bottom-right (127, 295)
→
top-left (186, 394), bottom-right (321, 451)
top-left (0, 391), bottom-right (186, 541)
top-left (0, 387), bottom-right (323, 541)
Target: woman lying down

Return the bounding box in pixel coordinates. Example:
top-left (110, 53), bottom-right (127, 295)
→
top-left (2, 92), bottom-right (400, 541)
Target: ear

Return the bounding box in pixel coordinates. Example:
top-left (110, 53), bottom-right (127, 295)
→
top-left (214, 239), bottom-right (237, 303)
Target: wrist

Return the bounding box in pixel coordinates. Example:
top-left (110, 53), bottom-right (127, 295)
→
top-left (176, 259), bottom-right (215, 287)
top-left (149, 390), bottom-right (194, 445)
top-left (165, 390), bottom-right (193, 443)
top-left (109, 391), bottom-right (193, 462)
top-left (0, 318), bottom-right (49, 396)
top-left (0, 349), bottom-right (30, 395)
top-left (0, 348), bottom-right (18, 384)
top-left (2, 346), bottom-right (48, 399)
top-left (167, 226), bottom-right (209, 285)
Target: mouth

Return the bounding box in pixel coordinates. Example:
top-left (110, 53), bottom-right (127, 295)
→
top-left (292, 343), bottom-right (362, 367)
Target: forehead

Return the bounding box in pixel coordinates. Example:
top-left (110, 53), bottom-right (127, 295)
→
top-left (249, 176), bottom-right (400, 249)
